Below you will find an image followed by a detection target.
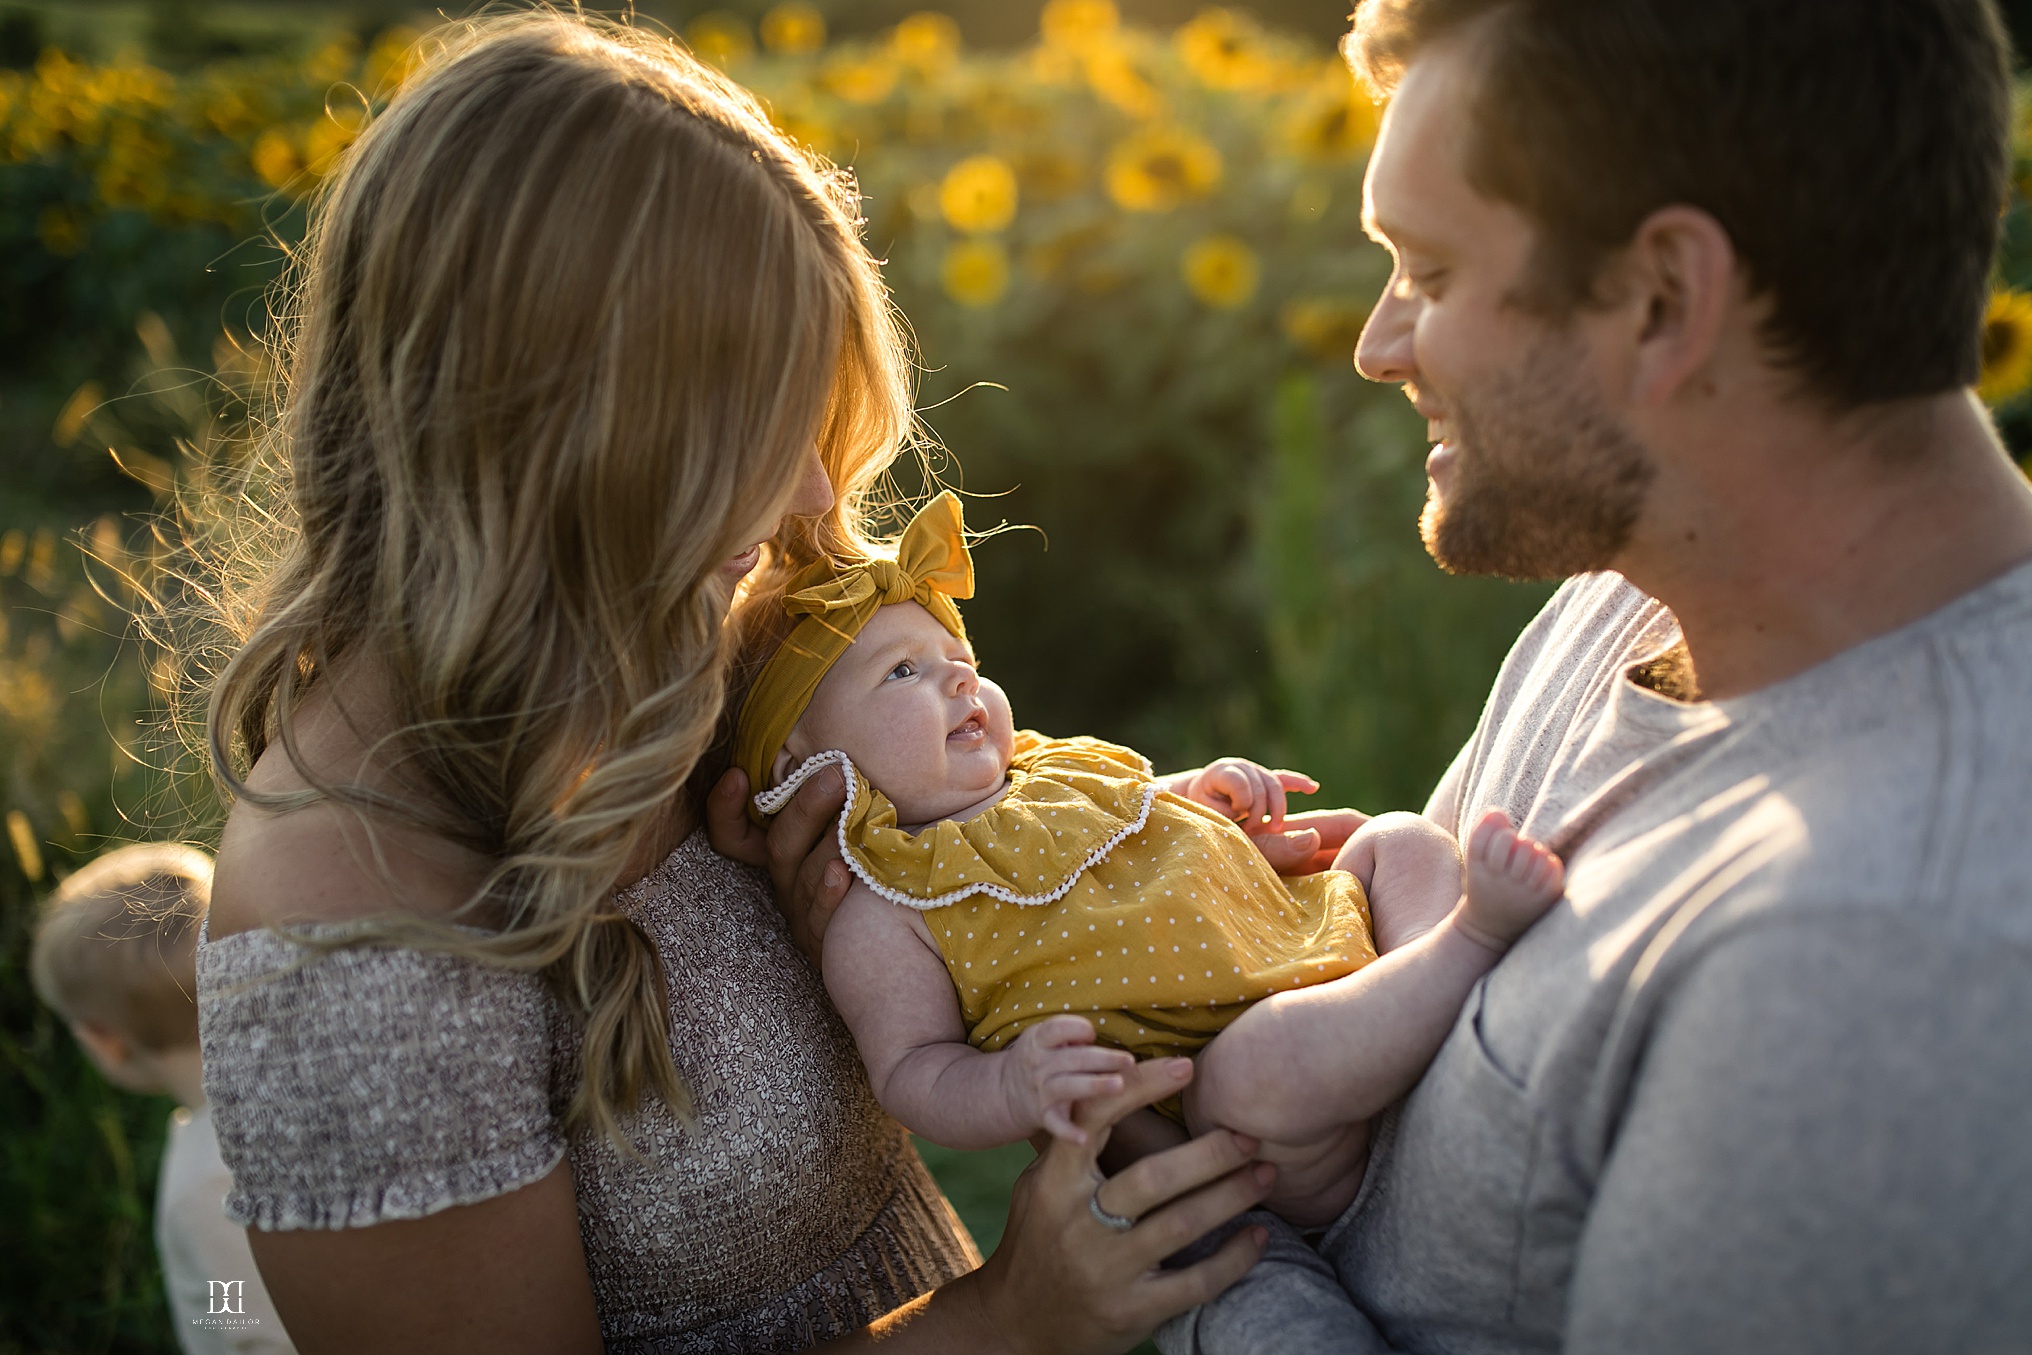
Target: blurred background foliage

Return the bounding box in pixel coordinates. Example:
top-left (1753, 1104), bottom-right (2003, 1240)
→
top-left (6, 1), bottom-right (2032, 1350)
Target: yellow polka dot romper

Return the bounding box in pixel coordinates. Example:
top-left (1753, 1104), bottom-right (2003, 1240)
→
top-left (773, 732), bottom-right (1377, 1069)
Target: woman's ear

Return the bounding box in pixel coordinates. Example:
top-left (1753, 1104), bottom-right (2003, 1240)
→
top-left (1624, 205), bottom-right (1738, 409)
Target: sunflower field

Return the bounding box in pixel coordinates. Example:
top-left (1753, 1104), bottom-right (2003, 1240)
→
top-left (5, 3), bottom-right (2032, 1348)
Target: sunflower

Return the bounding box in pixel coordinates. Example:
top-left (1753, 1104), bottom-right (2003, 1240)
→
top-left (1280, 297), bottom-right (1370, 361)
top-left (1041, 0), bottom-right (1121, 54)
top-left (1175, 10), bottom-right (1280, 92)
top-left (1282, 67), bottom-right (1380, 162)
top-left (822, 52), bottom-right (899, 104)
top-left (8, 810), bottom-right (43, 883)
top-left (1106, 125), bottom-right (1222, 212)
top-left (940, 154), bottom-right (1019, 233)
top-left (686, 13), bottom-right (754, 67)
top-left (250, 127), bottom-right (298, 189)
top-left (1085, 46), bottom-right (1164, 119)
top-left (1181, 235), bottom-right (1259, 309)
top-left (365, 25), bottom-right (424, 94)
top-left (892, 13), bottom-right (961, 76)
top-left (1979, 289), bottom-right (2032, 406)
top-left (760, 3), bottom-right (826, 55)
top-left (942, 239), bottom-right (1011, 307)
top-left (302, 106), bottom-right (363, 178)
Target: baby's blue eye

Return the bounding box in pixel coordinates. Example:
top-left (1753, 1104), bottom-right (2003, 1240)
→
top-left (887, 661), bottom-right (916, 680)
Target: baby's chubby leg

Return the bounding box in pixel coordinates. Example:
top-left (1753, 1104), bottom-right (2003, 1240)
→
top-left (1185, 809), bottom-right (1562, 1224)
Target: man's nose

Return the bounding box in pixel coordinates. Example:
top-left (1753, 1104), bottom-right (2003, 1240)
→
top-left (1355, 286), bottom-right (1417, 386)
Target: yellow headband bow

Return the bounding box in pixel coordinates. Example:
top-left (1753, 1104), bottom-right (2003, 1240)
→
top-left (733, 491), bottom-right (975, 817)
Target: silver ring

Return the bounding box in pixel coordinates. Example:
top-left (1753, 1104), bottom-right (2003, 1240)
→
top-left (1089, 1186), bottom-right (1135, 1232)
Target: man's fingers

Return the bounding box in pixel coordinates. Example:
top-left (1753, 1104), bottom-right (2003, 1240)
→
top-left (704, 768), bottom-right (767, 867)
top-left (1250, 827), bottom-right (1322, 874)
top-left (1282, 807), bottom-right (1369, 854)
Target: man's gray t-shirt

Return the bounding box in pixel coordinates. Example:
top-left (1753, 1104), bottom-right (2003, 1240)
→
top-left (1168, 563), bottom-right (2032, 1354)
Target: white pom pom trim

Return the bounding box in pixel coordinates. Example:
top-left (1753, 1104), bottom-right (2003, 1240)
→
top-left (755, 748), bottom-right (1158, 912)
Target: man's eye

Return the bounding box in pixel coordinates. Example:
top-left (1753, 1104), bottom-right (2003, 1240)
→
top-left (1392, 265), bottom-right (1445, 300)
top-left (886, 661), bottom-right (916, 680)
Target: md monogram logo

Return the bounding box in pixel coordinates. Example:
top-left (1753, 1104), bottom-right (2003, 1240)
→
top-left (207, 1280), bottom-right (246, 1315)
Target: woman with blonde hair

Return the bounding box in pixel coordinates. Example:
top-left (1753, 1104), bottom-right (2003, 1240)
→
top-left (193, 11), bottom-right (1273, 1353)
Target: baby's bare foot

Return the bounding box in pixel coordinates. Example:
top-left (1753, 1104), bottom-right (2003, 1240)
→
top-left (1460, 808), bottom-right (1564, 949)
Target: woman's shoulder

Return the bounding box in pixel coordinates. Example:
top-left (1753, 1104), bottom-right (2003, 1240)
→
top-left (199, 904), bottom-right (565, 1232)
top-left (208, 694), bottom-right (494, 939)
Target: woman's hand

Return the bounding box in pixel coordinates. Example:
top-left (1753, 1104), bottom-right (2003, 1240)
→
top-left (705, 765), bottom-right (850, 964)
top-left (816, 1057), bottom-right (1271, 1355)
top-left (967, 1057), bottom-right (1275, 1355)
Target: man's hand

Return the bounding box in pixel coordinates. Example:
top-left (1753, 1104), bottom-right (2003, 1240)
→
top-left (1000, 1016), bottom-right (1137, 1145)
top-left (705, 765), bottom-right (850, 965)
top-left (1249, 808), bottom-right (1371, 875)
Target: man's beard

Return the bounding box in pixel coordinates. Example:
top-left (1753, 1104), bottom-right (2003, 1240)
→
top-left (1419, 332), bottom-right (1655, 581)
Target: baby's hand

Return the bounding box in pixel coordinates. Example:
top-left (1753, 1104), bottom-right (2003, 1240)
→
top-left (1179, 758), bottom-right (1318, 833)
top-left (999, 1015), bottom-right (1137, 1144)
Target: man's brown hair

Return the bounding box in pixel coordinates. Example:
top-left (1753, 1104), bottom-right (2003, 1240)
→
top-left (30, 843), bottom-right (211, 1051)
top-left (1347, 0), bottom-right (2013, 409)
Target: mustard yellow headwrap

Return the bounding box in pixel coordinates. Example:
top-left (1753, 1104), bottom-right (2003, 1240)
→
top-left (733, 491), bottom-right (975, 817)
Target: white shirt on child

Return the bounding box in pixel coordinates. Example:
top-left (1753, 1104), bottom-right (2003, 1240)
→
top-left (156, 1102), bottom-right (296, 1355)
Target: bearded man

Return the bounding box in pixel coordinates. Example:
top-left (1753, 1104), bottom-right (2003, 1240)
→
top-left (1159, 0), bottom-right (2032, 1351)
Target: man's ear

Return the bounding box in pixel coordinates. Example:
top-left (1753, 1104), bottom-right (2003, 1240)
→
top-left (1623, 204), bottom-right (1738, 408)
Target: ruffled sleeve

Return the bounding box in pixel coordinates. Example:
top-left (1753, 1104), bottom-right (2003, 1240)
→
top-left (196, 922), bottom-right (567, 1232)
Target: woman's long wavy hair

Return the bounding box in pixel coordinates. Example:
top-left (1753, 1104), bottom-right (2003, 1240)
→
top-left (201, 11), bottom-right (915, 1144)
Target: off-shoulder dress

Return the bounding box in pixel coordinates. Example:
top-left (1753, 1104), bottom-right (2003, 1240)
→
top-left (195, 829), bottom-right (978, 1353)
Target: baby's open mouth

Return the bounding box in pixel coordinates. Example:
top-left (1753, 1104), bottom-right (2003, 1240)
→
top-left (948, 711), bottom-right (986, 742)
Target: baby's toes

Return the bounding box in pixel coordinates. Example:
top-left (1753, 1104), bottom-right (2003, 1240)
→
top-left (1469, 808), bottom-right (1519, 869)
top-left (1523, 841), bottom-right (1565, 895)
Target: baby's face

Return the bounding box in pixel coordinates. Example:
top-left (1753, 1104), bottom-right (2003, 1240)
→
top-left (784, 601), bottom-right (1016, 825)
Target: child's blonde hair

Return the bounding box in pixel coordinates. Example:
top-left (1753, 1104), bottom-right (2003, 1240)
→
top-left (191, 12), bottom-right (917, 1145)
top-left (30, 843), bottom-right (212, 1051)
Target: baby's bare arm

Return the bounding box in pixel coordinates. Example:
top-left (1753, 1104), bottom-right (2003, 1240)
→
top-left (822, 885), bottom-right (1132, 1149)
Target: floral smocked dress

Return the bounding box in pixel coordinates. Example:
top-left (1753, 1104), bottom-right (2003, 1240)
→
top-left (764, 732), bottom-right (1377, 1069)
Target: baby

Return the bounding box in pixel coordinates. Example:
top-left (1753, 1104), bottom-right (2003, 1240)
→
top-left (736, 494), bottom-right (1563, 1224)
